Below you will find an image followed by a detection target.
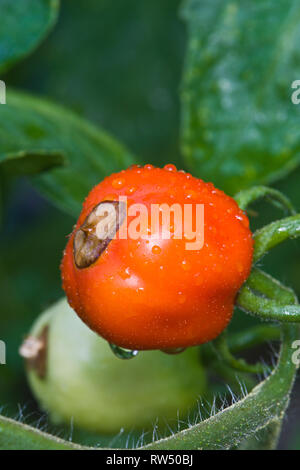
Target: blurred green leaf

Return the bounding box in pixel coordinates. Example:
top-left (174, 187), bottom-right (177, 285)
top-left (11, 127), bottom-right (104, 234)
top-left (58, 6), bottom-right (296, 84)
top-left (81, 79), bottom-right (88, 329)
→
top-left (0, 0), bottom-right (59, 73)
top-left (181, 0), bottom-right (300, 194)
top-left (4, 0), bottom-right (185, 167)
top-left (0, 150), bottom-right (65, 176)
top-left (0, 198), bottom-right (74, 410)
top-left (0, 90), bottom-right (135, 216)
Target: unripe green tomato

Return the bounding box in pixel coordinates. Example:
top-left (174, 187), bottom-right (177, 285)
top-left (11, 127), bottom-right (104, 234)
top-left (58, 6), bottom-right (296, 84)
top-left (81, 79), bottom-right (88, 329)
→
top-left (22, 298), bottom-right (206, 434)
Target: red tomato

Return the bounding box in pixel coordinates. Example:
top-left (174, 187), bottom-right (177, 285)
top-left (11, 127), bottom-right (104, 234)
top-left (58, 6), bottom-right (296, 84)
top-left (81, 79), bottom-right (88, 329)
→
top-left (61, 164), bottom-right (253, 350)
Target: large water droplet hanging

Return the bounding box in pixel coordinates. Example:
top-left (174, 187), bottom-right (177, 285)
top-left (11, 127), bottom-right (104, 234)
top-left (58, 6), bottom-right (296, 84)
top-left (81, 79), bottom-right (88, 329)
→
top-left (109, 343), bottom-right (139, 359)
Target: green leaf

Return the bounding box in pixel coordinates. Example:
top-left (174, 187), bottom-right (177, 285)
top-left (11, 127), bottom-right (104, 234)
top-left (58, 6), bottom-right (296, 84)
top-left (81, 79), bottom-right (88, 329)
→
top-left (0, 150), bottom-right (66, 176)
top-left (0, 0), bottom-right (59, 73)
top-left (238, 420), bottom-right (283, 450)
top-left (6, 0), bottom-right (185, 167)
top-left (0, 415), bottom-right (85, 450)
top-left (181, 0), bottom-right (300, 194)
top-left (142, 325), bottom-right (298, 450)
top-left (0, 90), bottom-right (135, 216)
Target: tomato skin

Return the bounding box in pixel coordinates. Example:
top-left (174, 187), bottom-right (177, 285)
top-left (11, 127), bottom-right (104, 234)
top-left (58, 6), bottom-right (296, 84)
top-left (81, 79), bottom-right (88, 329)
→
top-left (61, 165), bottom-right (254, 350)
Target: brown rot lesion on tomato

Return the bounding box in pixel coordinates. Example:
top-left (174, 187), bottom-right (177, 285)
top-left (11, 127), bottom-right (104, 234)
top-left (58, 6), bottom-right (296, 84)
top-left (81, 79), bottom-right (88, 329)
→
top-left (19, 326), bottom-right (48, 379)
top-left (73, 200), bottom-right (126, 269)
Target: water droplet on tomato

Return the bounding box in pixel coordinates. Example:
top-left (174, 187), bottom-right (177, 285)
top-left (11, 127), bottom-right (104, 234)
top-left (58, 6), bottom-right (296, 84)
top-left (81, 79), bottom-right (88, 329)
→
top-left (181, 260), bottom-right (191, 271)
top-left (161, 347), bottom-right (186, 355)
top-left (119, 267), bottom-right (131, 279)
top-left (109, 343), bottom-right (139, 359)
top-left (112, 178), bottom-right (125, 189)
top-left (164, 164), bottom-right (177, 172)
top-left (126, 186), bottom-right (137, 195)
top-left (152, 245), bottom-right (161, 255)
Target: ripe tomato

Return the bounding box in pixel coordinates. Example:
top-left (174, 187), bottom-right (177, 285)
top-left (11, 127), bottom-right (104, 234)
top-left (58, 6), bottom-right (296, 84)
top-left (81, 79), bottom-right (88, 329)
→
top-left (61, 164), bottom-right (253, 350)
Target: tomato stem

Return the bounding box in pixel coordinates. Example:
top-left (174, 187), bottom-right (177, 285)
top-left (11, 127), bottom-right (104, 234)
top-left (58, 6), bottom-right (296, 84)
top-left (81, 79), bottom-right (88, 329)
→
top-left (235, 186), bottom-right (296, 215)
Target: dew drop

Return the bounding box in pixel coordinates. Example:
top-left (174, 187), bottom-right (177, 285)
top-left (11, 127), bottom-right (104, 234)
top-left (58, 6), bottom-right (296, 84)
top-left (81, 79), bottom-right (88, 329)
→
top-left (235, 213), bottom-right (249, 228)
top-left (181, 260), bottom-right (191, 271)
top-left (126, 186), bottom-right (137, 195)
top-left (185, 190), bottom-right (197, 200)
top-left (152, 245), bottom-right (162, 255)
top-left (164, 164), bottom-right (177, 172)
top-left (161, 347), bottom-right (186, 355)
top-left (119, 267), bottom-right (131, 280)
top-left (112, 178), bottom-right (125, 189)
top-left (109, 343), bottom-right (139, 359)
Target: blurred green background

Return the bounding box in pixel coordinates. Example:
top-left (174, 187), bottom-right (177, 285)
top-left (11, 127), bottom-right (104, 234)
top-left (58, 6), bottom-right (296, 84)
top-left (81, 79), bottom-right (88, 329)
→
top-left (0, 0), bottom-right (300, 449)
